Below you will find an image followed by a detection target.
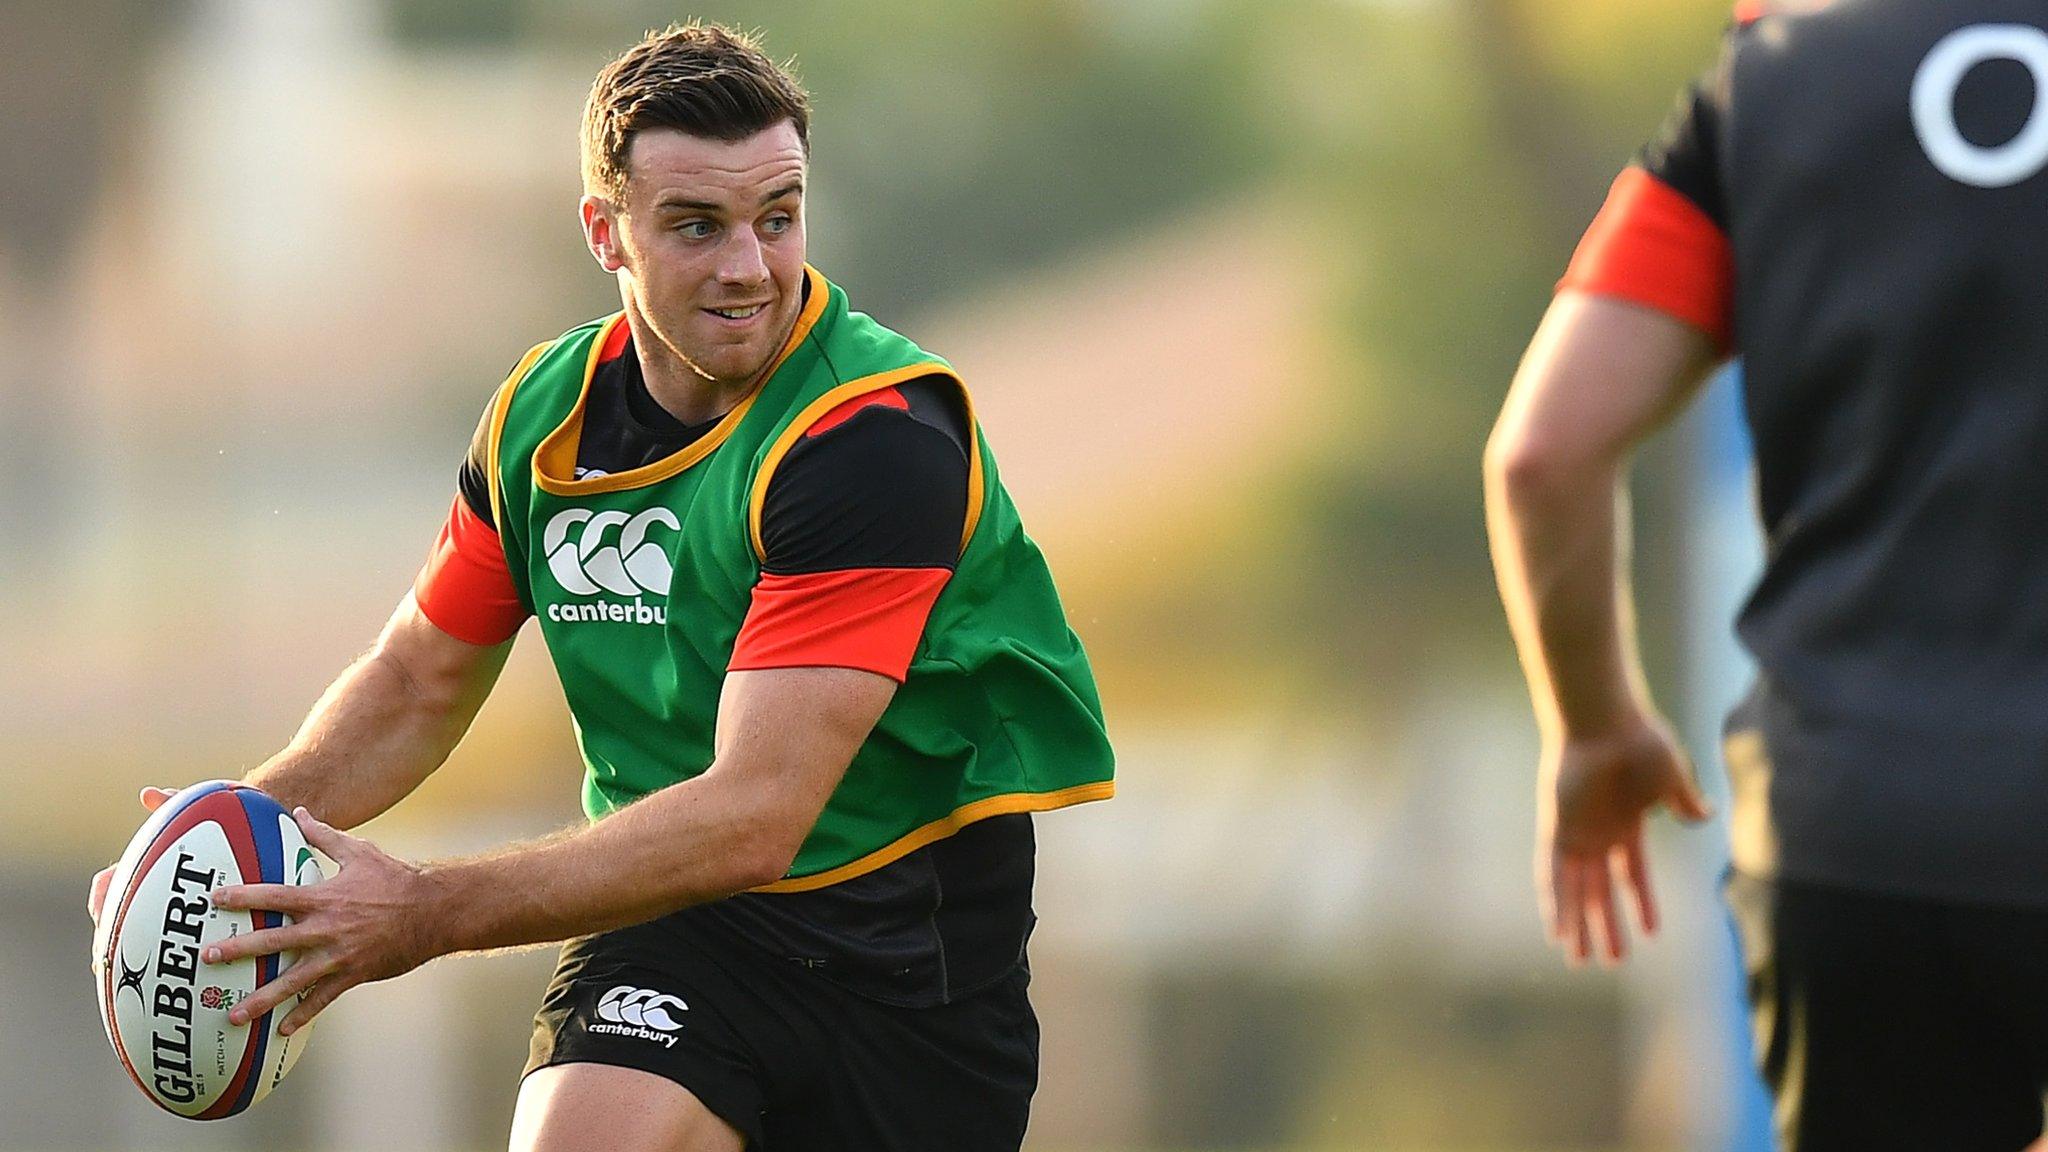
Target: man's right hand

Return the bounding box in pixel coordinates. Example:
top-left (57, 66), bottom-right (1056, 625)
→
top-left (87, 786), bottom-right (174, 925)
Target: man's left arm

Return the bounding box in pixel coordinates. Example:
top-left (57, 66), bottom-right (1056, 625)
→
top-left (209, 658), bottom-right (892, 1035)
top-left (1487, 294), bottom-right (1722, 970)
top-left (1490, 26), bottom-right (1751, 968)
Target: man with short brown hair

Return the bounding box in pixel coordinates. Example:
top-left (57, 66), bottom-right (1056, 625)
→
top-left (91, 22), bottom-right (1113, 1151)
top-left (580, 23), bottom-right (812, 201)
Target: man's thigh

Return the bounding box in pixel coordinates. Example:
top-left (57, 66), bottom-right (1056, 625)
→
top-left (1727, 872), bottom-right (2044, 1152)
top-left (511, 1063), bottom-right (744, 1152)
top-left (524, 924), bottom-right (791, 1147)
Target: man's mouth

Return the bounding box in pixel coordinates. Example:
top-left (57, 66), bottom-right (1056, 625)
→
top-left (706, 303), bottom-right (768, 320)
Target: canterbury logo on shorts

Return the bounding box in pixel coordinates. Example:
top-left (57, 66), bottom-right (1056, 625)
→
top-left (540, 507), bottom-right (677, 626)
top-left (586, 985), bottom-right (688, 1046)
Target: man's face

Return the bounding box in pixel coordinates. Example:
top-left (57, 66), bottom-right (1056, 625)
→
top-left (585, 121), bottom-right (808, 388)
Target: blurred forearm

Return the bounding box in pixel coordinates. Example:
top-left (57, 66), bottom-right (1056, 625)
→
top-left (1484, 293), bottom-right (1718, 744)
top-left (1485, 446), bottom-right (1645, 743)
top-left (244, 592), bottom-right (512, 829)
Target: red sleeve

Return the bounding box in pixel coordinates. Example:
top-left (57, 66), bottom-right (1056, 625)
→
top-left (1557, 166), bottom-right (1735, 350)
top-left (413, 496), bottom-right (530, 645)
top-left (727, 568), bottom-right (951, 682)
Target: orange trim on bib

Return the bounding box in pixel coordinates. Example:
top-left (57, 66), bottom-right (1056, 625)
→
top-left (751, 781), bottom-right (1117, 893)
top-left (749, 367), bottom-right (987, 561)
top-left (806, 386), bottom-right (910, 438)
top-left (487, 341), bottom-right (553, 531)
top-left (531, 265), bottom-right (831, 497)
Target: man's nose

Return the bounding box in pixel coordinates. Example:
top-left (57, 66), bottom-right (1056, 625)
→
top-left (719, 229), bottom-right (770, 287)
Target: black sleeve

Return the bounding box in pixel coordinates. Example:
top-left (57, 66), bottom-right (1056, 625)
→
top-left (758, 376), bottom-right (970, 576)
top-left (456, 399), bottom-right (496, 529)
top-left (1639, 35), bottom-right (1735, 228)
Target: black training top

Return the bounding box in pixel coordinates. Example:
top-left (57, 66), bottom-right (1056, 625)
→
top-left (1571, 0), bottom-right (2048, 904)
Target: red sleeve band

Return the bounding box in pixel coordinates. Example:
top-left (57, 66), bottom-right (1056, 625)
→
top-left (1558, 167), bottom-right (1735, 349)
top-left (728, 567), bottom-right (952, 682)
top-left (413, 496), bottom-right (530, 645)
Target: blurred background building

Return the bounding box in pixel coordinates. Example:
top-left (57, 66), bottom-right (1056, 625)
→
top-left (0, 0), bottom-right (1770, 1148)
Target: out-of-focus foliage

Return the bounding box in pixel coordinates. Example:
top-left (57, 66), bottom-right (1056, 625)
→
top-left (0, 1), bottom-right (189, 277)
top-left (1262, 0), bottom-right (1732, 702)
top-left (381, 0), bottom-right (1275, 318)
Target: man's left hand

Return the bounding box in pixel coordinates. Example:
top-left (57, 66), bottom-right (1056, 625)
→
top-left (1537, 712), bottom-right (1712, 967)
top-left (204, 808), bottom-right (438, 1036)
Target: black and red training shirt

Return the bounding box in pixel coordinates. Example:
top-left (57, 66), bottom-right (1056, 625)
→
top-left (1561, 0), bottom-right (2048, 906)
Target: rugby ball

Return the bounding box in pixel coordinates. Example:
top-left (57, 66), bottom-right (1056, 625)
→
top-left (91, 781), bottom-right (325, 1119)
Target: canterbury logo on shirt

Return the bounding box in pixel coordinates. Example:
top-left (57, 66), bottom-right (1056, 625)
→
top-left (541, 507), bottom-right (676, 626)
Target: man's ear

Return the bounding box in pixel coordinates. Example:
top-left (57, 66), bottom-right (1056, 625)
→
top-left (579, 195), bottom-right (626, 273)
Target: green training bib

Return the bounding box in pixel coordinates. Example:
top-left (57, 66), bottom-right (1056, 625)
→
top-left (487, 266), bottom-right (1114, 889)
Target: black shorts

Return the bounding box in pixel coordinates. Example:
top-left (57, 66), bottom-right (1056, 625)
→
top-left (524, 913), bottom-right (1039, 1151)
top-left (1726, 871), bottom-right (2048, 1152)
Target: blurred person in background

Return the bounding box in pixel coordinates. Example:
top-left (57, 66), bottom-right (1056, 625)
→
top-left (1486, 0), bottom-right (2048, 1147)
top-left (89, 21), bottom-right (1113, 1152)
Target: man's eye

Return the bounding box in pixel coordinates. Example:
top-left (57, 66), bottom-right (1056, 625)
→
top-left (762, 215), bottom-right (792, 236)
top-left (678, 221), bottom-right (715, 239)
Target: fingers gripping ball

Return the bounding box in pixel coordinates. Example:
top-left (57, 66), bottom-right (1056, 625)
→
top-left (91, 781), bottom-right (328, 1118)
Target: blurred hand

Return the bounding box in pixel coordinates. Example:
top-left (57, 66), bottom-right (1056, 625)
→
top-left (86, 786), bottom-right (174, 924)
top-left (1536, 713), bottom-right (1711, 966)
top-left (205, 808), bottom-right (436, 1036)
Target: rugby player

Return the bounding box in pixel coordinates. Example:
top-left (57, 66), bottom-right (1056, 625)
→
top-left (89, 23), bottom-right (1113, 1151)
top-left (1487, 1), bottom-right (2048, 1147)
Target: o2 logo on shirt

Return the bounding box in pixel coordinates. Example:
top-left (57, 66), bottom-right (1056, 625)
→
top-left (541, 506), bottom-right (677, 626)
top-left (1912, 24), bottom-right (2048, 188)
